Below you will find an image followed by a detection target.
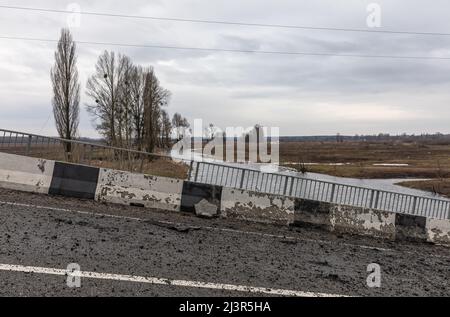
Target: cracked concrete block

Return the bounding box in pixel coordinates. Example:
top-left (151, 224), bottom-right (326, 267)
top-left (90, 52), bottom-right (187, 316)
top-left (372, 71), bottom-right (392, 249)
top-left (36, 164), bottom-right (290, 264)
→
top-left (395, 214), bottom-right (427, 242)
top-left (180, 182), bottom-right (222, 213)
top-left (294, 199), bottom-right (332, 230)
top-left (195, 199), bottom-right (218, 218)
top-left (294, 198), bottom-right (396, 240)
top-left (221, 188), bottom-right (295, 225)
top-left (95, 168), bottom-right (183, 211)
top-left (426, 218), bottom-right (450, 245)
top-left (331, 205), bottom-right (396, 240)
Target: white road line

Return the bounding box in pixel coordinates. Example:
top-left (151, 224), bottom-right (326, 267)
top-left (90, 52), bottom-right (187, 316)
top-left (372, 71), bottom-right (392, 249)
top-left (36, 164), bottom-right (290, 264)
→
top-left (0, 263), bottom-right (345, 297)
top-left (0, 200), bottom-right (393, 253)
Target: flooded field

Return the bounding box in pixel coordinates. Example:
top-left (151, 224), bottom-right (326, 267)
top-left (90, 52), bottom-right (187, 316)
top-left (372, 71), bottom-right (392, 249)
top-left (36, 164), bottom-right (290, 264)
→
top-left (174, 149), bottom-right (446, 199)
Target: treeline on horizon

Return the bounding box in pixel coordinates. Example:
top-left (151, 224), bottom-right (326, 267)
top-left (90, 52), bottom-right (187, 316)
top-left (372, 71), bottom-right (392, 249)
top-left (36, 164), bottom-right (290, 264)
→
top-left (280, 132), bottom-right (450, 143)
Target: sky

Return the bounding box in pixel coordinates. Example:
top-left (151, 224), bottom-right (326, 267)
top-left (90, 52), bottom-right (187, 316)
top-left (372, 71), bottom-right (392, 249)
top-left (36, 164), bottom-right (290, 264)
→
top-left (1, 0), bottom-right (450, 137)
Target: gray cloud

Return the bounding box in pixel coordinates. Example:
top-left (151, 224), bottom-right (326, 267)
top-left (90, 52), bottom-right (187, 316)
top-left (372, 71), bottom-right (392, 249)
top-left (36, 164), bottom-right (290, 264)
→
top-left (1, 0), bottom-right (450, 137)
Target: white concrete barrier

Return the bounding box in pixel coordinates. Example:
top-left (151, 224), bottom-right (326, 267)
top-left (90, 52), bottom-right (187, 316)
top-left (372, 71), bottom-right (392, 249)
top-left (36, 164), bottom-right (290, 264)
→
top-left (426, 218), bottom-right (450, 245)
top-left (0, 151), bottom-right (448, 246)
top-left (0, 152), bottom-right (55, 194)
top-left (95, 168), bottom-right (183, 211)
top-left (330, 205), bottom-right (396, 239)
top-left (220, 188), bottom-right (295, 225)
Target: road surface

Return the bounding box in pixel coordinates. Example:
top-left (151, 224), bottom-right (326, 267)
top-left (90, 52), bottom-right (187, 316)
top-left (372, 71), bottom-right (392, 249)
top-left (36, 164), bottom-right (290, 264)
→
top-left (0, 188), bottom-right (449, 296)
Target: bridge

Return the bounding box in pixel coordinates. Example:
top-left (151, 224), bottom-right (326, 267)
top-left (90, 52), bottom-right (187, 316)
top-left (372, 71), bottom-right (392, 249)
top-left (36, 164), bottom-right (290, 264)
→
top-left (2, 127), bottom-right (449, 220)
top-left (0, 128), bottom-right (449, 297)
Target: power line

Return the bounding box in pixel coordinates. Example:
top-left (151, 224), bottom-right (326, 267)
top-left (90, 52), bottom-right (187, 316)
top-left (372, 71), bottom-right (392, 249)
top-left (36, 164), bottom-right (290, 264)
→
top-left (1, 35), bottom-right (449, 60)
top-left (1, 4), bottom-right (450, 37)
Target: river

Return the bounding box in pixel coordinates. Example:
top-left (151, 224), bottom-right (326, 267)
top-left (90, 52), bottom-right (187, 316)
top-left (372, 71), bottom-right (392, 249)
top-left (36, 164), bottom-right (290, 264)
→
top-left (170, 149), bottom-right (449, 201)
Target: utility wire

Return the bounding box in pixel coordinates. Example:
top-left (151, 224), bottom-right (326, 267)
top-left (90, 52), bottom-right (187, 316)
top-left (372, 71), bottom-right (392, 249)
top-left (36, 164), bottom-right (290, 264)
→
top-left (0, 35), bottom-right (449, 60)
top-left (1, 4), bottom-right (450, 36)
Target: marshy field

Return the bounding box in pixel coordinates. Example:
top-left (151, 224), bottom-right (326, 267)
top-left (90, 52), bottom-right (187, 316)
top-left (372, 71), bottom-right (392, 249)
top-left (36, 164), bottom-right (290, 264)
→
top-left (280, 138), bottom-right (450, 198)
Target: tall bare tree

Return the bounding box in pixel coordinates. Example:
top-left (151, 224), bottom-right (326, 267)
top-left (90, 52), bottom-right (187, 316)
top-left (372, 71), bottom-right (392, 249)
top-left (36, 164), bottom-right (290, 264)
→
top-left (160, 110), bottom-right (172, 149)
top-left (51, 28), bottom-right (80, 154)
top-left (86, 51), bottom-right (181, 154)
top-left (129, 65), bottom-right (146, 150)
top-left (142, 67), bottom-right (170, 153)
top-left (86, 51), bottom-right (128, 146)
top-left (116, 56), bottom-right (134, 148)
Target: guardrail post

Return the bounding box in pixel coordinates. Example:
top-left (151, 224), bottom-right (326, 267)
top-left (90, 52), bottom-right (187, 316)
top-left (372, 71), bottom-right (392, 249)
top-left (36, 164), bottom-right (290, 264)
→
top-left (188, 160), bottom-right (194, 180)
top-left (26, 135), bottom-right (32, 155)
top-left (88, 145), bottom-right (93, 164)
top-left (194, 162), bottom-right (200, 182)
top-left (82, 144), bottom-right (87, 163)
top-left (283, 176), bottom-right (289, 195)
top-left (369, 190), bottom-right (375, 209)
top-left (289, 177), bottom-right (294, 196)
top-left (139, 155), bottom-right (144, 173)
top-left (240, 170), bottom-right (246, 189)
top-left (330, 184), bottom-right (336, 203)
top-left (412, 197), bottom-right (417, 215)
top-left (373, 191), bottom-right (380, 209)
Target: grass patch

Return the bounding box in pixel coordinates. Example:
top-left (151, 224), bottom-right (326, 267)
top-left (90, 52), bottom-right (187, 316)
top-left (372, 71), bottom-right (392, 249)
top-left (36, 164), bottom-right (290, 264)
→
top-left (397, 179), bottom-right (450, 198)
top-left (281, 140), bottom-right (450, 179)
top-left (283, 164), bottom-right (450, 179)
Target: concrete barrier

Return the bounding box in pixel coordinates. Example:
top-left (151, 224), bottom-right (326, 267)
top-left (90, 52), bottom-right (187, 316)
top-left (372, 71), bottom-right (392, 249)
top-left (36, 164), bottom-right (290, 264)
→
top-left (221, 188), bottom-right (295, 225)
top-left (294, 199), bottom-right (333, 230)
top-left (95, 168), bottom-right (183, 211)
top-left (180, 181), bottom-right (222, 215)
top-left (394, 214), bottom-right (428, 242)
top-left (49, 162), bottom-right (99, 199)
top-left (330, 205), bottom-right (396, 240)
top-left (426, 218), bottom-right (450, 245)
top-left (1, 151), bottom-right (449, 246)
top-left (0, 152), bottom-right (54, 194)
top-left (294, 198), bottom-right (396, 239)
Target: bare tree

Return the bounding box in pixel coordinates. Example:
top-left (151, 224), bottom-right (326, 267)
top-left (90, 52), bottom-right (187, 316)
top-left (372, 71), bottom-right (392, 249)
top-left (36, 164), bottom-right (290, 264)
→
top-left (172, 113), bottom-right (190, 140)
top-left (142, 67), bottom-right (170, 153)
top-left (86, 52), bottom-right (177, 155)
top-left (160, 110), bottom-right (172, 149)
top-left (129, 65), bottom-right (146, 150)
top-left (86, 51), bottom-right (128, 146)
top-left (206, 123), bottom-right (219, 140)
top-left (116, 56), bottom-right (134, 148)
top-left (51, 28), bottom-right (80, 155)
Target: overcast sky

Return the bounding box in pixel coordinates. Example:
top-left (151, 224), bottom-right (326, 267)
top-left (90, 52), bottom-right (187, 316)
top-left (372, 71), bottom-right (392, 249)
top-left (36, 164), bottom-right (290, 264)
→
top-left (1, 0), bottom-right (450, 137)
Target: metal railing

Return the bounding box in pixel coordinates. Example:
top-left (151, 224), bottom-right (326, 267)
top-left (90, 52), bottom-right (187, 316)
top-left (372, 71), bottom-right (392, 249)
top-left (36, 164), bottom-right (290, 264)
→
top-left (0, 128), bottom-right (175, 173)
top-left (1, 128), bottom-right (449, 220)
top-left (190, 161), bottom-right (450, 220)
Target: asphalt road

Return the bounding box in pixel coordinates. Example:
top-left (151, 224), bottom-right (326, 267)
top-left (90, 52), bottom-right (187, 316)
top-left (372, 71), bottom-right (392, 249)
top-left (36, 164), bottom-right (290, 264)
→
top-left (0, 188), bottom-right (449, 297)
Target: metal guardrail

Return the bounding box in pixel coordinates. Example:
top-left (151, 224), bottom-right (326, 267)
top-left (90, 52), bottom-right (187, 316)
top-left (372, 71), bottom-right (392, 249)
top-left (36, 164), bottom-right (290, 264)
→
top-left (0, 128), bottom-right (174, 173)
top-left (190, 161), bottom-right (450, 220)
top-left (1, 128), bottom-right (449, 220)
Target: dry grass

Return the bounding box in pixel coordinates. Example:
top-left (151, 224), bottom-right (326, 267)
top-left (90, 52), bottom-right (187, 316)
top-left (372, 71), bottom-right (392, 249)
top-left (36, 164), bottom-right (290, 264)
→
top-left (280, 140), bottom-right (450, 179)
top-left (396, 179), bottom-right (450, 198)
top-left (0, 144), bottom-right (189, 180)
top-left (289, 165), bottom-right (448, 179)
